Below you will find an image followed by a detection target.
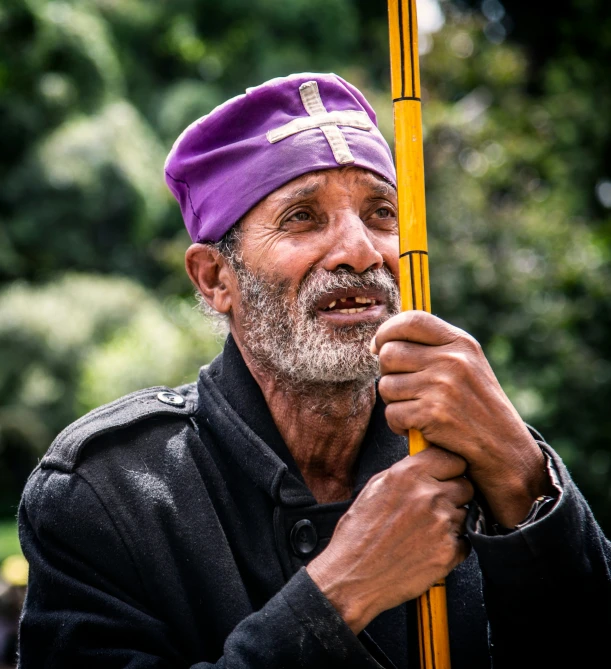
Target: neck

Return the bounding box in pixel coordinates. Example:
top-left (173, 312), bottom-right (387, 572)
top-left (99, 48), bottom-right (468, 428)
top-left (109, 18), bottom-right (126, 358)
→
top-left (234, 338), bottom-right (376, 504)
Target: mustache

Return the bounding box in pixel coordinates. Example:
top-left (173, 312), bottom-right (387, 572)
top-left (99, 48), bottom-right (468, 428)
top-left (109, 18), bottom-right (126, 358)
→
top-left (296, 267), bottom-right (399, 314)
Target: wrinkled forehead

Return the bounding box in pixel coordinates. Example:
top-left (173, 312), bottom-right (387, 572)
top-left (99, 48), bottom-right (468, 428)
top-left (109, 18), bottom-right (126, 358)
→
top-left (261, 167), bottom-right (397, 208)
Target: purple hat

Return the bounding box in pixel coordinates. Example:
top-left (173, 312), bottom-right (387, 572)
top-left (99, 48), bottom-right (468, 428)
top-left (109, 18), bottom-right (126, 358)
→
top-left (164, 72), bottom-right (396, 243)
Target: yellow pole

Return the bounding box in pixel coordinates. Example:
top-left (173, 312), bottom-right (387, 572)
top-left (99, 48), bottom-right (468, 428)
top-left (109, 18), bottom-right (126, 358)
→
top-left (386, 1), bottom-right (452, 667)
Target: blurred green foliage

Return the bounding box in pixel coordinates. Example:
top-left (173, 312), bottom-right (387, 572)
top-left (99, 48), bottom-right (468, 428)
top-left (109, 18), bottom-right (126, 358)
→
top-left (0, 273), bottom-right (223, 514)
top-left (0, 0), bottom-right (610, 532)
top-left (0, 521), bottom-right (20, 563)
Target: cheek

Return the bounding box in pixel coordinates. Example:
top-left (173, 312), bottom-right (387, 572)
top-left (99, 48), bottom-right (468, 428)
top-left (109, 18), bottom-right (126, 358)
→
top-left (243, 236), bottom-right (323, 290)
top-left (378, 233), bottom-right (400, 278)
top-left (269, 252), bottom-right (319, 290)
top-left (256, 233), bottom-right (328, 274)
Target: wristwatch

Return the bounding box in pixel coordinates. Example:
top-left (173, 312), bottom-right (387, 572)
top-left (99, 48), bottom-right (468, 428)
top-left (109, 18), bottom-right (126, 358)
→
top-left (492, 494), bottom-right (556, 535)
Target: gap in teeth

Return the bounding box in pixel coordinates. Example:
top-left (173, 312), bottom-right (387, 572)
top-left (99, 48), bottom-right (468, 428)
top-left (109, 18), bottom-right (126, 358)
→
top-left (324, 296), bottom-right (376, 311)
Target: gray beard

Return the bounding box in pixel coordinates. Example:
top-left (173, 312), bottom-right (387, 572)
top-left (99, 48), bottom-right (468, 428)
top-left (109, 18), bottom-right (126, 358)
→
top-left (231, 263), bottom-right (401, 389)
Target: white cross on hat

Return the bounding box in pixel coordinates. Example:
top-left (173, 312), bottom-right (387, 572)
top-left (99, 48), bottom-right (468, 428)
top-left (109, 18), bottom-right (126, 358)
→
top-left (266, 81), bottom-right (374, 165)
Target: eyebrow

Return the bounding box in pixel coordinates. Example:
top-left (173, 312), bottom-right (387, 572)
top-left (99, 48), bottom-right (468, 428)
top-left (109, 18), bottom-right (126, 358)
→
top-left (277, 182), bottom-right (321, 204)
top-left (357, 174), bottom-right (397, 197)
top-left (274, 172), bottom-right (396, 206)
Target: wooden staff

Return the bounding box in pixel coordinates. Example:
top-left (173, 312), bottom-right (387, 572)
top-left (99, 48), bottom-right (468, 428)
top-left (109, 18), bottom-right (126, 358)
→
top-left (386, 1), bottom-right (452, 667)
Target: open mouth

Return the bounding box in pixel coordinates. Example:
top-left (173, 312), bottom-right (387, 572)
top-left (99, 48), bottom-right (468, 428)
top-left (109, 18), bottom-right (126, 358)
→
top-left (317, 291), bottom-right (385, 316)
top-left (322, 296), bottom-right (379, 314)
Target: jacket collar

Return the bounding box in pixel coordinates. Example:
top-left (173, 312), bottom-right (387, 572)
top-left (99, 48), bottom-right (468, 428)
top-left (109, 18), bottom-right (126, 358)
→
top-left (197, 334), bottom-right (407, 506)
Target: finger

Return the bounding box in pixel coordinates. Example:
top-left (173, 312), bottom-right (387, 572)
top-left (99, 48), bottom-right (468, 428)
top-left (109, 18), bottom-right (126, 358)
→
top-left (378, 370), bottom-right (426, 402)
top-left (385, 399), bottom-right (426, 437)
top-left (402, 445), bottom-right (468, 481)
top-left (377, 341), bottom-right (434, 376)
top-left (447, 505), bottom-right (468, 530)
top-left (385, 393), bottom-right (460, 442)
top-left (453, 536), bottom-right (472, 567)
top-left (371, 311), bottom-right (461, 355)
top-left (440, 477), bottom-right (475, 508)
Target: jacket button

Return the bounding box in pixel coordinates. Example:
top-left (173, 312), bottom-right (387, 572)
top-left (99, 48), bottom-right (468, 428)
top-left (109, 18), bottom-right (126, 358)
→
top-left (290, 519), bottom-right (318, 557)
top-left (157, 391), bottom-right (185, 406)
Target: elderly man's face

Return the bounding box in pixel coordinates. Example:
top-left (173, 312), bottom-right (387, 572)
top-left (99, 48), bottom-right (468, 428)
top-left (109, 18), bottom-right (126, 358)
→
top-left (225, 166), bottom-right (401, 386)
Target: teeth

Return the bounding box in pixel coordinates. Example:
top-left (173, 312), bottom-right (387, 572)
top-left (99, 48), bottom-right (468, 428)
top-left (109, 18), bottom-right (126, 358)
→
top-left (325, 296), bottom-right (376, 311)
top-left (337, 307), bottom-right (367, 314)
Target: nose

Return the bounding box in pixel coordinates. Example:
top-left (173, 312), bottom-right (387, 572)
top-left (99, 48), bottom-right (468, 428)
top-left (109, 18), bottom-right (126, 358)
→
top-left (322, 212), bottom-right (384, 274)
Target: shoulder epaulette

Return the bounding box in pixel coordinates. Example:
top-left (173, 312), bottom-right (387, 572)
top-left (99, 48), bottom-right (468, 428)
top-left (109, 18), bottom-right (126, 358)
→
top-left (41, 384), bottom-right (198, 473)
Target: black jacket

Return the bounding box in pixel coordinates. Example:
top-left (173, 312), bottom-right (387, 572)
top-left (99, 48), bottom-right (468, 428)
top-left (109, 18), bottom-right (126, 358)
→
top-left (18, 336), bottom-right (611, 668)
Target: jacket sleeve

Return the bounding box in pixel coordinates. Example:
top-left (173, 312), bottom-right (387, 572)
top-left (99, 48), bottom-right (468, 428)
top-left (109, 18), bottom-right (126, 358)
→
top-left (468, 445), bottom-right (611, 669)
top-left (18, 467), bottom-right (388, 669)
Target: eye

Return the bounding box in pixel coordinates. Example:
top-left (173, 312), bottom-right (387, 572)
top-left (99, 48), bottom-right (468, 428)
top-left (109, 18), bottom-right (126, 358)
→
top-left (374, 207), bottom-right (392, 218)
top-left (367, 203), bottom-right (397, 232)
top-left (290, 211), bottom-right (312, 222)
top-left (280, 208), bottom-right (319, 230)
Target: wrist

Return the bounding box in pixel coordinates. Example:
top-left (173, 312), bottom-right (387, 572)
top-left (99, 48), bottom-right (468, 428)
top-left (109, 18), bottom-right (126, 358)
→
top-left (306, 555), bottom-right (375, 635)
top-left (483, 452), bottom-right (553, 528)
top-left (491, 494), bottom-right (556, 535)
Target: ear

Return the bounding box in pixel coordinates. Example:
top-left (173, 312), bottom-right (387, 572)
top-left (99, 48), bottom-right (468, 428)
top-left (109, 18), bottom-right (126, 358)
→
top-left (185, 244), bottom-right (235, 315)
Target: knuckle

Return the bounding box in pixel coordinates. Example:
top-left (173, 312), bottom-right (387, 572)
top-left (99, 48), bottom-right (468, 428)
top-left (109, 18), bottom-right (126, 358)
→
top-left (456, 330), bottom-right (482, 355)
top-left (429, 400), bottom-right (451, 427)
top-left (405, 451), bottom-right (431, 478)
top-left (450, 452), bottom-right (468, 472)
top-left (427, 487), bottom-right (446, 512)
top-left (361, 470), bottom-right (392, 502)
top-left (384, 403), bottom-right (398, 428)
top-left (407, 309), bottom-right (426, 328)
top-left (378, 341), bottom-right (397, 368)
top-left (377, 374), bottom-right (395, 400)
top-left (431, 503), bottom-right (463, 531)
top-left (461, 478), bottom-right (475, 499)
top-left (454, 506), bottom-right (469, 526)
top-left (379, 464), bottom-right (399, 487)
top-left (465, 332), bottom-right (482, 352)
top-left (433, 372), bottom-right (458, 399)
top-left (444, 349), bottom-right (471, 371)
top-left (364, 469), bottom-right (385, 489)
top-left (410, 489), bottom-right (433, 518)
top-left (413, 484), bottom-right (449, 520)
top-left (384, 403), bottom-right (411, 434)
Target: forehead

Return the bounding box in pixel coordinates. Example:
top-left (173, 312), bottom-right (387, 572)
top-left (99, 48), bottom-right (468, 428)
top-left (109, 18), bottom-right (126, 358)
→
top-left (262, 167), bottom-right (396, 207)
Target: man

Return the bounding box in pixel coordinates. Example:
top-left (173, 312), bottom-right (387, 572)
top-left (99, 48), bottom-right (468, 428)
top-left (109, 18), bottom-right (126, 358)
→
top-left (18, 73), bottom-right (611, 668)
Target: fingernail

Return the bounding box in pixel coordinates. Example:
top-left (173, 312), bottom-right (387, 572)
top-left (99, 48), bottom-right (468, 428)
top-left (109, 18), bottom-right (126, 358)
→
top-left (370, 336), bottom-right (378, 355)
